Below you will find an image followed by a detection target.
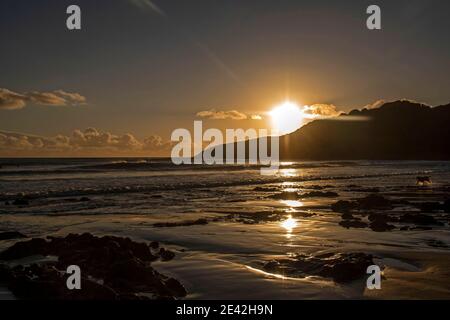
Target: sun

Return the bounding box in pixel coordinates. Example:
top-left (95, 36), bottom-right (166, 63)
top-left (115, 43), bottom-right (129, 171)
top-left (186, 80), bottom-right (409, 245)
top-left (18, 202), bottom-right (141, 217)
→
top-left (269, 101), bottom-right (304, 135)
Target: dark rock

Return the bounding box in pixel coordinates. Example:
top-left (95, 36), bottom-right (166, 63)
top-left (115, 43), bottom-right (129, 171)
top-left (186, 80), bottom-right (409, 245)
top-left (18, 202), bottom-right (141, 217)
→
top-left (0, 233), bottom-right (185, 300)
top-left (299, 191), bottom-right (339, 198)
top-left (262, 252), bottom-right (374, 283)
top-left (263, 260), bottom-right (281, 271)
top-left (357, 194), bottom-right (393, 210)
top-left (417, 202), bottom-right (442, 212)
top-left (442, 199), bottom-right (450, 213)
top-left (331, 200), bottom-right (358, 213)
top-left (159, 248), bottom-right (175, 261)
top-left (370, 220), bottom-right (395, 232)
top-left (164, 278), bottom-right (187, 297)
top-left (128, 242), bottom-right (157, 262)
top-left (253, 186), bottom-right (279, 192)
top-left (79, 197), bottom-right (91, 202)
top-left (149, 241), bottom-right (159, 249)
top-left (346, 187), bottom-right (380, 193)
top-left (4, 201), bottom-right (9, 206)
top-left (153, 218), bottom-right (208, 228)
top-left (368, 213), bottom-right (398, 223)
top-left (0, 231), bottom-right (27, 241)
top-left (425, 239), bottom-right (448, 248)
top-left (12, 199), bottom-right (29, 206)
top-left (341, 212), bottom-right (354, 220)
top-left (399, 213), bottom-right (443, 226)
top-left (0, 238), bottom-right (48, 260)
top-left (269, 191), bottom-right (299, 200)
top-left (339, 220), bottom-right (368, 229)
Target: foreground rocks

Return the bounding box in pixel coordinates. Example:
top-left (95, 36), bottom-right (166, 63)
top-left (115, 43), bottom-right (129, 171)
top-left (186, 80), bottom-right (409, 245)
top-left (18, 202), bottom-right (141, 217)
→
top-left (331, 194), bottom-right (393, 213)
top-left (270, 190), bottom-right (338, 200)
top-left (0, 231), bottom-right (27, 240)
top-left (153, 218), bottom-right (208, 228)
top-left (332, 194), bottom-right (447, 232)
top-left (262, 252), bottom-right (375, 283)
top-left (0, 233), bottom-right (185, 300)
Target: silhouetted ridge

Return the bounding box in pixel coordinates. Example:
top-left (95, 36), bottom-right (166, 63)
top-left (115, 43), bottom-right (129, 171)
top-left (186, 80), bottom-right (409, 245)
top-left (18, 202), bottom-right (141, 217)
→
top-left (208, 100), bottom-right (450, 161)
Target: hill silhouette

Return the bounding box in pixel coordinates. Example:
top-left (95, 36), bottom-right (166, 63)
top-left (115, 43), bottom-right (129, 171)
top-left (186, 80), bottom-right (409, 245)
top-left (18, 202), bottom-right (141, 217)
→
top-left (208, 100), bottom-right (450, 161)
top-left (278, 100), bottom-right (450, 160)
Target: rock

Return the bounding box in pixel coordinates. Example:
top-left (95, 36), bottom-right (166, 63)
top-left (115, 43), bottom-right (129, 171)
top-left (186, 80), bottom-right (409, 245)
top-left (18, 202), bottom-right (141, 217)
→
top-left (79, 197), bottom-right (91, 202)
top-left (332, 194), bottom-right (394, 213)
top-left (149, 241), bottom-right (159, 249)
top-left (159, 248), bottom-right (175, 261)
top-left (262, 252), bottom-right (374, 283)
top-left (320, 253), bottom-right (374, 283)
top-left (4, 201), bottom-right (9, 206)
top-left (269, 191), bottom-right (299, 200)
top-left (299, 191), bottom-right (339, 198)
top-left (370, 220), bottom-right (395, 232)
top-left (357, 194), bottom-right (393, 210)
top-left (346, 187), bottom-right (380, 193)
top-left (0, 238), bottom-right (48, 260)
top-left (153, 218), bottom-right (208, 228)
top-left (164, 278), bottom-right (187, 297)
top-left (341, 212), bottom-right (354, 220)
top-left (417, 202), bottom-right (442, 212)
top-left (399, 213), bottom-right (443, 226)
top-left (12, 199), bottom-right (29, 206)
top-left (253, 187), bottom-right (279, 192)
top-left (0, 233), bottom-right (186, 300)
top-left (263, 260), bottom-right (281, 271)
top-left (128, 242), bottom-right (157, 262)
top-left (0, 231), bottom-right (27, 241)
top-left (339, 220), bottom-right (368, 229)
top-left (368, 213), bottom-right (398, 223)
top-left (442, 199), bottom-right (450, 213)
top-left (331, 200), bottom-right (358, 213)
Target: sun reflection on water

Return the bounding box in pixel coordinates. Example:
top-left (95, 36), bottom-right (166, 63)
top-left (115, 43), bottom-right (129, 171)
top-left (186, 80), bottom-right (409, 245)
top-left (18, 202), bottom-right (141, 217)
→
top-left (280, 169), bottom-right (297, 177)
top-left (280, 200), bottom-right (303, 207)
top-left (280, 214), bottom-right (299, 239)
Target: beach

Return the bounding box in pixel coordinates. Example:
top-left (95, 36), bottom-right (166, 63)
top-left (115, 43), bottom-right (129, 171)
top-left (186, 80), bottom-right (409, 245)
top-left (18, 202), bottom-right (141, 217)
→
top-left (1, 159), bottom-right (450, 299)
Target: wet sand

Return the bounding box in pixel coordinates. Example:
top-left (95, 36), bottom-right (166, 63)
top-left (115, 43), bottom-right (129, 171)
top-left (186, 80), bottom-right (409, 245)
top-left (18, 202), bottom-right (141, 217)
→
top-left (1, 165), bottom-right (450, 299)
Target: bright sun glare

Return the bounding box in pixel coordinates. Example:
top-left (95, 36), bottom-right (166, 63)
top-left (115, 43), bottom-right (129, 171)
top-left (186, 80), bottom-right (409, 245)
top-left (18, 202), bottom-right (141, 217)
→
top-left (281, 215), bottom-right (298, 233)
top-left (269, 101), bottom-right (304, 135)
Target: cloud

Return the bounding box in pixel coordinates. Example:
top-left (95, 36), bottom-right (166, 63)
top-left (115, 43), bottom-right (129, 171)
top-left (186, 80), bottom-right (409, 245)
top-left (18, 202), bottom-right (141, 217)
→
top-left (196, 109), bottom-right (262, 120)
top-left (0, 88), bottom-right (87, 110)
top-left (363, 99), bottom-right (386, 110)
top-left (302, 104), bottom-right (341, 118)
top-left (250, 115), bottom-right (263, 120)
top-left (0, 89), bottom-right (28, 110)
top-left (53, 90), bottom-right (87, 105)
top-left (142, 135), bottom-right (174, 152)
top-left (0, 129), bottom-right (172, 156)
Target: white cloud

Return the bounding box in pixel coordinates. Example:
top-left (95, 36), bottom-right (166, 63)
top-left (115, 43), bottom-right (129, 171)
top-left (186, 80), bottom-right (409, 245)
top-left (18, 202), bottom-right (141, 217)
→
top-left (302, 104), bottom-right (341, 118)
top-left (196, 109), bottom-right (262, 120)
top-left (0, 129), bottom-right (172, 156)
top-left (0, 88), bottom-right (87, 110)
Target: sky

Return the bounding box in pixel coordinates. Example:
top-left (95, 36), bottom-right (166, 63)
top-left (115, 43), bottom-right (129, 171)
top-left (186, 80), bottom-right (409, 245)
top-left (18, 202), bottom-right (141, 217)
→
top-left (1, 0), bottom-right (449, 156)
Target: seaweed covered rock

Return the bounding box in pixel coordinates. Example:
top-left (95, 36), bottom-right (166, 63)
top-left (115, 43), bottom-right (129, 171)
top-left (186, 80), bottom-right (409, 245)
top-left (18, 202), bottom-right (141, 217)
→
top-left (0, 231), bottom-right (27, 241)
top-left (331, 200), bottom-right (358, 213)
top-left (0, 233), bottom-right (186, 300)
top-left (262, 252), bottom-right (375, 283)
top-left (268, 191), bottom-right (299, 200)
top-left (299, 191), bottom-right (339, 198)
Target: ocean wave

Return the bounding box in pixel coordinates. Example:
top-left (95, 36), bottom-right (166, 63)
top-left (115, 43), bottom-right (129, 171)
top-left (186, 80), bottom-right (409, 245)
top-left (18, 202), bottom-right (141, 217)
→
top-left (0, 170), bottom-right (424, 202)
